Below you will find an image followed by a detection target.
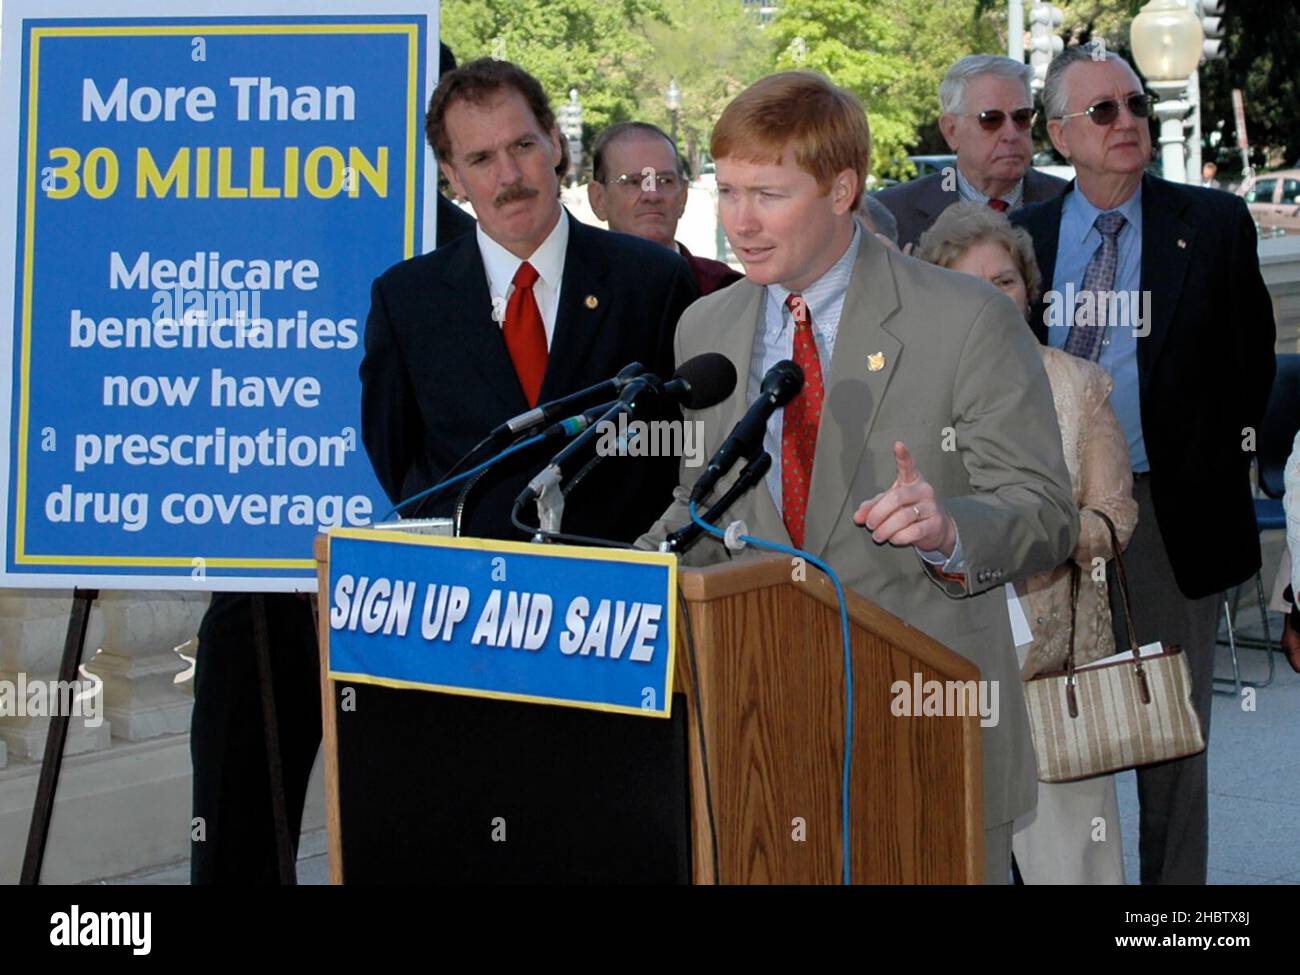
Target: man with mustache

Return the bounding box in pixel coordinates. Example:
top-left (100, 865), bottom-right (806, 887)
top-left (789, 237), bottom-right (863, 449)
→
top-left (588, 121), bottom-right (743, 295)
top-left (356, 58), bottom-right (699, 881)
top-left (875, 54), bottom-right (1067, 250)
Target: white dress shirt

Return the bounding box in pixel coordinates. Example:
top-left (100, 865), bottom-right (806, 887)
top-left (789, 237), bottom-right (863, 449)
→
top-left (477, 206), bottom-right (569, 349)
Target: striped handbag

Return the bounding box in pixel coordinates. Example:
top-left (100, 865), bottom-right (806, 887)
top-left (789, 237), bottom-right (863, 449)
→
top-left (1023, 510), bottom-right (1206, 783)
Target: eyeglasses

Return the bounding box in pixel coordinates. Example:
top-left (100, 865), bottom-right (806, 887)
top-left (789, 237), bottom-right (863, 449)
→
top-left (957, 108), bottom-right (1037, 132)
top-left (1054, 93), bottom-right (1155, 126)
top-left (608, 171), bottom-right (681, 192)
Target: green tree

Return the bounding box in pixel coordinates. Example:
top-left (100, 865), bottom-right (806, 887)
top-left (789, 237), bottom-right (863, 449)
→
top-left (641, 0), bottom-right (773, 175)
top-left (767, 0), bottom-right (1000, 179)
top-left (440, 0), bottom-right (672, 150)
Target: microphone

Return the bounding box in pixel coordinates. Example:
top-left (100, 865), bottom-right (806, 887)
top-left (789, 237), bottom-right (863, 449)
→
top-left (516, 353), bottom-right (738, 513)
top-left (487, 362), bottom-right (648, 443)
top-left (660, 352), bottom-right (736, 411)
top-left (690, 359), bottom-right (803, 504)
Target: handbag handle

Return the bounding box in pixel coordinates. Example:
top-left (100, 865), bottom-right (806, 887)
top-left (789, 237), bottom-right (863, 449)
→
top-left (1086, 508), bottom-right (1152, 704)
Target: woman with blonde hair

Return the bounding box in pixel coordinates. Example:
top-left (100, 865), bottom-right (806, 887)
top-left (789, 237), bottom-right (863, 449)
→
top-left (916, 201), bottom-right (1138, 884)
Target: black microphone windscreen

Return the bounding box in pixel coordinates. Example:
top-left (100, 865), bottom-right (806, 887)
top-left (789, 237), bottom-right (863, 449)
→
top-left (673, 353), bottom-right (737, 410)
top-left (763, 359), bottom-right (804, 406)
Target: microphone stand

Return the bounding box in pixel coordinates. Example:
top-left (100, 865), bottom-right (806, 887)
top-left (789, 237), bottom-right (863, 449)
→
top-left (663, 451), bottom-right (771, 554)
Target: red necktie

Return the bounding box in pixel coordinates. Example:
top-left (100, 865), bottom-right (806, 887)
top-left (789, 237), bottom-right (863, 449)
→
top-left (781, 294), bottom-right (825, 549)
top-left (503, 261), bottom-right (548, 406)
top-left (987, 198), bottom-right (1010, 213)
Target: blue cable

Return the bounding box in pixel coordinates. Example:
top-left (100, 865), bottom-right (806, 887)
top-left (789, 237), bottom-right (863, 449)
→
top-left (688, 500), bottom-right (856, 885)
top-left (380, 433), bottom-right (547, 523)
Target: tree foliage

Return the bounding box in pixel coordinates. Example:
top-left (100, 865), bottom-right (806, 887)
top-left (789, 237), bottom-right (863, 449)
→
top-left (440, 0), bottom-right (672, 139)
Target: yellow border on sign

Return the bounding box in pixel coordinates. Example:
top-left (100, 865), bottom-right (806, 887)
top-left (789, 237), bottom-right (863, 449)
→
top-left (324, 527), bottom-right (679, 718)
top-left (13, 22), bottom-right (421, 570)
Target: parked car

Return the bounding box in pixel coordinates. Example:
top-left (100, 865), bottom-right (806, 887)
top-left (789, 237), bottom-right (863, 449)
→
top-left (907, 154), bottom-right (957, 180)
top-left (1240, 168), bottom-right (1300, 235)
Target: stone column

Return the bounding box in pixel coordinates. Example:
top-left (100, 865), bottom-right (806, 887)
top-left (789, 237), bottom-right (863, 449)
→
top-left (0, 591), bottom-right (111, 762)
top-left (89, 591), bottom-right (208, 740)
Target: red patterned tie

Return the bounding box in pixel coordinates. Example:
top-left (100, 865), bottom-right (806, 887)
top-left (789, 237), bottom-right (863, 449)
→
top-left (986, 198), bottom-right (1010, 213)
top-left (781, 293), bottom-right (825, 549)
top-left (503, 261), bottom-right (548, 406)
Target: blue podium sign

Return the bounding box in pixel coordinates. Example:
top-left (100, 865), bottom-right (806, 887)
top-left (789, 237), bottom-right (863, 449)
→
top-left (325, 529), bottom-right (679, 718)
top-left (0, 1), bottom-right (441, 591)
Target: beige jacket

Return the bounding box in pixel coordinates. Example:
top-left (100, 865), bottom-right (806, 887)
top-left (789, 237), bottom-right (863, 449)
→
top-left (1017, 347), bottom-right (1138, 679)
top-left (638, 233), bottom-right (1079, 828)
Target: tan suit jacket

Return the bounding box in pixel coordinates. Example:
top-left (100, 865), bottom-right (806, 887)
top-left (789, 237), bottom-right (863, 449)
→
top-left (639, 233), bottom-right (1079, 828)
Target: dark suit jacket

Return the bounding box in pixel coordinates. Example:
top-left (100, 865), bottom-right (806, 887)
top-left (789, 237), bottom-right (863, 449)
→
top-left (678, 241), bottom-right (743, 296)
top-left (361, 211), bottom-right (699, 543)
top-left (1012, 174), bottom-right (1277, 599)
top-left (875, 167), bottom-right (1069, 250)
top-left (436, 193), bottom-right (476, 247)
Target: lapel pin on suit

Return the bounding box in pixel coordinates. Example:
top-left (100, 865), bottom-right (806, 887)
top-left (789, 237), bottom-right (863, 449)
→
top-left (584, 294), bottom-right (599, 309)
top-left (867, 351), bottom-right (886, 372)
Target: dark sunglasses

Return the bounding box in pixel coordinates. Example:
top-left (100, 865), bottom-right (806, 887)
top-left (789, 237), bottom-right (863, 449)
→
top-left (1055, 93), bottom-right (1155, 126)
top-left (959, 108), bottom-right (1037, 132)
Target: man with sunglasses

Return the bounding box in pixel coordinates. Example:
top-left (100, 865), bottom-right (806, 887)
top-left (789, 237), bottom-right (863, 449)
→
top-left (1013, 43), bottom-right (1276, 885)
top-left (588, 121), bottom-right (743, 295)
top-left (875, 54), bottom-right (1067, 250)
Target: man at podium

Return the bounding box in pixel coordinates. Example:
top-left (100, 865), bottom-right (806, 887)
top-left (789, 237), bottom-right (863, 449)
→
top-left (640, 71), bottom-right (1078, 884)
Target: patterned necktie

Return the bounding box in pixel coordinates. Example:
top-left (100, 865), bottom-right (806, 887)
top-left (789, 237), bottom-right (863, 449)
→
top-left (781, 293), bottom-right (825, 549)
top-left (986, 198), bottom-right (1010, 213)
top-left (503, 261), bottom-right (548, 406)
top-left (1063, 211), bottom-right (1127, 362)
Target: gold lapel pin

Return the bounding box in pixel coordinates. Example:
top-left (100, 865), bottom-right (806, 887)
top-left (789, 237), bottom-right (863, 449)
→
top-left (867, 351), bottom-right (886, 372)
top-left (584, 294), bottom-right (599, 309)
top-left (1177, 239), bottom-right (1187, 249)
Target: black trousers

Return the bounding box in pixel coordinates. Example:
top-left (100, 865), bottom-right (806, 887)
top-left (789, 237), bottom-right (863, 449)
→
top-left (190, 592), bottom-right (322, 885)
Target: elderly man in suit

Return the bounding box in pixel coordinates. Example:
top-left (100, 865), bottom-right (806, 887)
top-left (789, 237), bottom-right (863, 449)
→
top-left (1012, 43), bottom-right (1276, 884)
top-left (588, 121), bottom-right (743, 296)
top-left (875, 55), bottom-right (1067, 250)
top-left (640, 70), bottom-right (1078, 884)
top-left (357, 58), bottom-right (698, 882)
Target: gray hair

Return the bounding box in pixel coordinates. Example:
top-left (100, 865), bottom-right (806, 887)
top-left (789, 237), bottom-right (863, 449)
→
top-left (938, 55), bottom-right (1035, 115)
top-left (858, 193), bottom-right (900, 246)
top-left (1042, 42), bottom-right (1129, 119)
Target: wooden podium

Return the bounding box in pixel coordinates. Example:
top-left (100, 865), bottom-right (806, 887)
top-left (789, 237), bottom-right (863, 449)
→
top-left (675, 555), bottom-right (984, 884)
top-left (315, 536), bottom-right (984, 884)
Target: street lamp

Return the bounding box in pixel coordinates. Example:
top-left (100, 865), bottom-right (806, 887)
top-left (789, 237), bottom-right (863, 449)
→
top-left (558, 88), bottom-right (583, 185)
top-left (1131, 0), bottom-right (1204, 183)
top-left (665, 77), bottom-right (682, 151)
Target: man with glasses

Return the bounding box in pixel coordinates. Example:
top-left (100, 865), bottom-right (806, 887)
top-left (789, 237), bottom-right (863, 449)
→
top-left (875, 54), bottom-right (1067, 250)
top-left (1013, 43), bottom-right (1276, 885)
top-left (588, 121), bottom-right (743, 295)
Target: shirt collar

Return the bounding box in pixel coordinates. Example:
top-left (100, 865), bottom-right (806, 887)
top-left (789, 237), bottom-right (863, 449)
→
top-left (1062, 182), bottom-right (1143, 248)
top-left (477, 205), bottom-right (569, 295)
top-left (766, 221), bottom-right (862, 327)
top-left (956, 163), bottom-right (1023, 210)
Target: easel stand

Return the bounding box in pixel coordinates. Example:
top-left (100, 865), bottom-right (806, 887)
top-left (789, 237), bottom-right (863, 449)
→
top-left (19, 589), bottom-right (299, 885)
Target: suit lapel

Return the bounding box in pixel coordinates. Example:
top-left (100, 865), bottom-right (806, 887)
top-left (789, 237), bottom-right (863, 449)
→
top-left (801, 234), bottom-right (902, 560)
top-left (1138, 174), bottom-right (1195, 386)
top-left (1018, 186), bottom-right (1069, 344)
top-left (438, 235), bottom-right (529, 417)
top-left (914, 174), bottom-right (958, 233)
top-left (698, 281), bottom-right (792, 545)
top-left (540, 216), bottom-right (610, 404)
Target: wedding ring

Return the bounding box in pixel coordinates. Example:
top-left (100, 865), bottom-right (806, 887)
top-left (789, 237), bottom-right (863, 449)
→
top-left (912, 505), bottom-right (921, 522)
